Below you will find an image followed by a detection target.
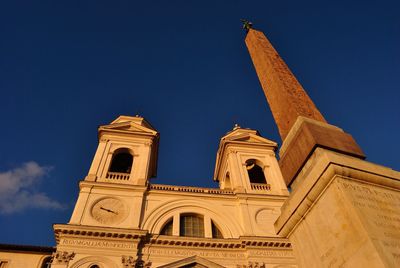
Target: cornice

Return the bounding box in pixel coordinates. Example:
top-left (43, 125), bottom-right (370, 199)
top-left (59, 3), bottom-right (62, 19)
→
top-left (53, 224), bottom-right (147, 243)
top-left (0, 243), bottom-right (55, 254)
top-left (98, 130), bottom-right (159, 142)
top-left (79, 181), bottom-right (147, 192)
top-left (148, 235), bottom-right (292, 250)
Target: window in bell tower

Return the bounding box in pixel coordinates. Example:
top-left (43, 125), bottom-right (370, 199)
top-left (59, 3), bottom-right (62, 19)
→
top-left (109, 150), bottom-right (133, 174)
top-left (246, 159), bottom-right (267, 184)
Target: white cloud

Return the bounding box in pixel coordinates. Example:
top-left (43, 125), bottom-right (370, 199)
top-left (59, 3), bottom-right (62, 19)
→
top-left (0, 162), bottom-right (64, 214)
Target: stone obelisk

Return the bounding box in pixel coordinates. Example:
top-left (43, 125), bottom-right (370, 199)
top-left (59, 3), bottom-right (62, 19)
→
top-left (245, 27), bottom-right (326, 141)
top-left (244, 22), bottom-right (400, 267)
top-left (244, 25), bottom-right (364, 186)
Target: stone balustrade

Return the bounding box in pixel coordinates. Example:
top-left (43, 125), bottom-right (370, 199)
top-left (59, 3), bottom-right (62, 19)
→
top-left (105, 172), bottom-right (130, 181)
top-left (250, 183), bottom-right (271, 191)
top-left (149, 184), bottom-right (234, 195)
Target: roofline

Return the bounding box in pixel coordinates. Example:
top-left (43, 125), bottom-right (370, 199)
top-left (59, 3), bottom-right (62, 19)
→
top-left (0, 243), bottom-right (55, 254)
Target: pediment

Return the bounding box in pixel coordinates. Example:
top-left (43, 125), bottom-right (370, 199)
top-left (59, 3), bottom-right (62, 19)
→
top-left (157, 255), bottom-right (225, 268)
top-left (99, 115), bottom-right (157, 135)
top-left (223, 128), bottom-right (277, 147)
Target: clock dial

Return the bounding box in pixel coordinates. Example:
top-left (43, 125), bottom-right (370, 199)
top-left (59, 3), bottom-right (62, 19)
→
top-left (91, 198), bottom-right (127, 224)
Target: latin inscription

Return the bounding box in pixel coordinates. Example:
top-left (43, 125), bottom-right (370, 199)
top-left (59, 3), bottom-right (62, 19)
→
top-left (249, 250), bottom-right (293, 257)
top-left (60, 238), bottom-right (135, 249)
top-left (144, 248), bottom-right (293, 259)
top-left (144, 248), bottom-right (245, 258)
top-left (339, 179), bottom-right (400, 263)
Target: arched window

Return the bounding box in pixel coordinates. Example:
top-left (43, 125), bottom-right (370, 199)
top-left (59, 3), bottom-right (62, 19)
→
top-left (211, 221), bottom-right (223, 239)
top-left (109, 150), bottom-right (133, 173)
top-left (180, 214), bottom-right (204, 237)
top-left (40, 256), bottom-right (52, 268)
top-left (246, 159), bottom-right (267, 184)
top-left (160, 218), bottom-right (173, 236)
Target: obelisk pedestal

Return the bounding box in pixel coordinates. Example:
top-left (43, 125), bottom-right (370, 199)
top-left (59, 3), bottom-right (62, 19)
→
top-left (275, 146), bottom-right (400, 267)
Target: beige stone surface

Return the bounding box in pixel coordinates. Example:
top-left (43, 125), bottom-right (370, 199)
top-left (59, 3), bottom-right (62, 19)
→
top-left (275, 148), bottom-right (400, 267)
top-left (0, 251), bottom-right (51, 268)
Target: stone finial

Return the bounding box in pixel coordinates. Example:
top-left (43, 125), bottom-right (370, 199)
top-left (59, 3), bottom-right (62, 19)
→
top-left (233, 123), bottom-right (241, 130)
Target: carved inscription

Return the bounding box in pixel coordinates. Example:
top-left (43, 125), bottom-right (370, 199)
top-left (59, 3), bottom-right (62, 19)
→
top-left (61, 238), bottom-right (135, 249)
top-left (145, 247), bottom-right (293, 259)
top-left (339, 179), bottom-right (400, 262)
top-left (144, 248), bottom-right (245, 259)
top-left (249, 250), bottom-right (293, 258)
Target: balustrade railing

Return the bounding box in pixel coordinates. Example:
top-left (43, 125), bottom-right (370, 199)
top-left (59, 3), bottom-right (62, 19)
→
top-left (105, 172), bottom-right (130, 180)
top-left (250, 183), bottom-right (271, 191)
top-left (149, 184), bottom-right (234, 195)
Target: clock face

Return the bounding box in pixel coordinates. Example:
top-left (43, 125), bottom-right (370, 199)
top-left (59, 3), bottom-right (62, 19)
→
top-left (91, 198), bottom-right (127, 225)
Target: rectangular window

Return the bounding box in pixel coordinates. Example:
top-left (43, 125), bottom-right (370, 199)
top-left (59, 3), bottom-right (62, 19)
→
top-left (180, 214), bottom-right (204, 237)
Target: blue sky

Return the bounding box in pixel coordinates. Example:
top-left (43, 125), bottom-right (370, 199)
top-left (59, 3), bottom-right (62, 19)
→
top-left (0, 1), bottom-right (399, 246)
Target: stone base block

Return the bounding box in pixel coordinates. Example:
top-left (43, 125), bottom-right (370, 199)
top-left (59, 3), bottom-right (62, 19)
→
top-left (275, 148), bottom-right (400, 267)
top-left (278, 117), bottom-right (365, 187)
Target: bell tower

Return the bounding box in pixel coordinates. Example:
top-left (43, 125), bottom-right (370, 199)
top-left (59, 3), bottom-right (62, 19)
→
top-left (86, 115), bottom-right (159, 186)
top-left (68, 115), bottom-right (159, 227)
top-left (52, 115), bottom-right (158, 268)
top-left (214, 125), bottom-right (288, 196)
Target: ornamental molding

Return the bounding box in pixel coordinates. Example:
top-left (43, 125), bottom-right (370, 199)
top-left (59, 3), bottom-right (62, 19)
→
top-left (54, 224), bottom-right (147, 243)
top-left (237, 262), bottom-right (266, 268)
top-left (121, 255), bottom-right (135, 268)
top-left (122, 256), bottom-right (151, 268)
top-left (52, 250), bottom-right (75, 264)
top-left (148, 235), bottom-right (291, 250)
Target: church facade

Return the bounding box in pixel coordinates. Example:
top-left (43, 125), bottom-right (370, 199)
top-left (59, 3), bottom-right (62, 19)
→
top-left (0, 117), bottom-right (298, 268)
top-left (50, 115), bottom-right (297, 268)
top-left (1, 24), bottom-right (399, 268)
